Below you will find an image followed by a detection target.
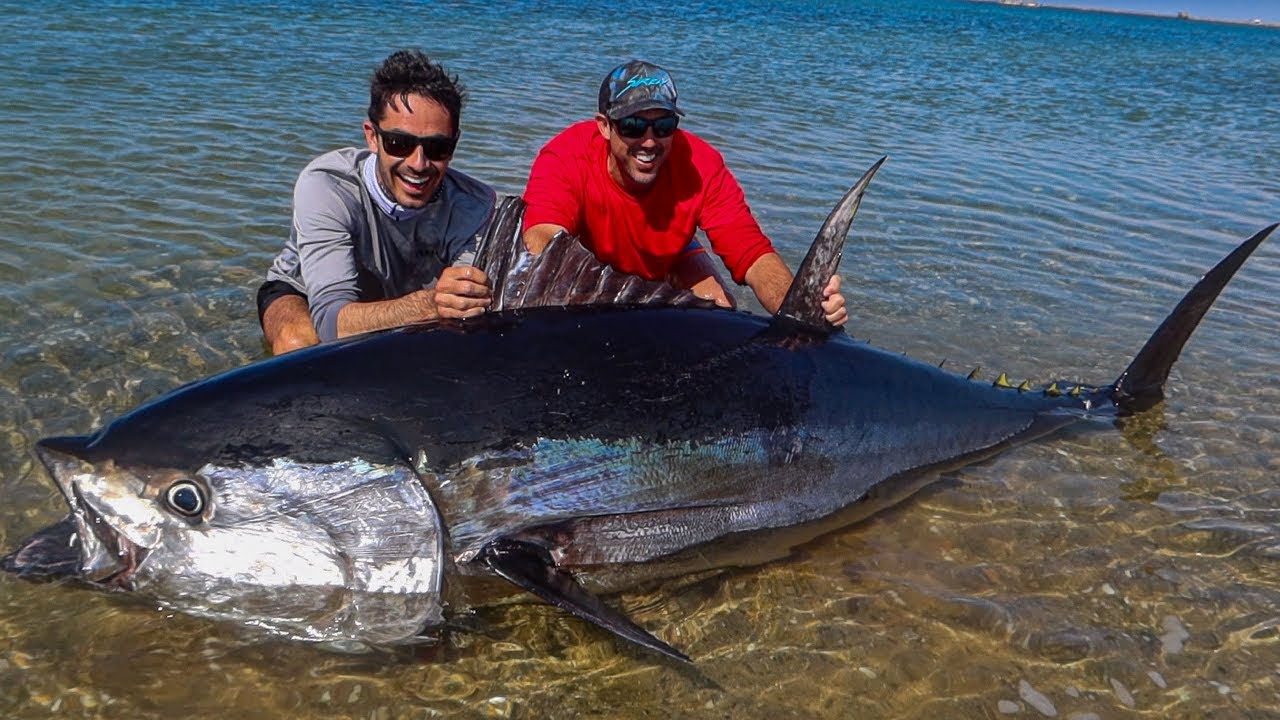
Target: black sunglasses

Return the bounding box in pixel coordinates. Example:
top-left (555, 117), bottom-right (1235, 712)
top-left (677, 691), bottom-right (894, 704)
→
top-left (613, 114), bottom-right (679, 139)
top-left (372, 123), bottom-right (458, 161)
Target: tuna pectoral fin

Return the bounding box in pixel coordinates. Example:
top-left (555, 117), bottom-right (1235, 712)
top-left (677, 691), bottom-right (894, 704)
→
top-left (1110, 223), bottom-right (1277, 414)
top-left (1, 514), bottom-right (82, 580)
top-left (479, 538), bottom-right (691, 663)
top-left (775, 156), bottom-right (886, 331)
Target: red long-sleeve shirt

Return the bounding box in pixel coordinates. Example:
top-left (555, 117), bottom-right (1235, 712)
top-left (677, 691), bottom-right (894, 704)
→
top-left (521, 121), bottom-right (774, 284)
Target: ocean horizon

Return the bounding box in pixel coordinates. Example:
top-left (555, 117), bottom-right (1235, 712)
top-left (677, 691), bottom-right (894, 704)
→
top-left (972, 0), bottom-right (1280, 26)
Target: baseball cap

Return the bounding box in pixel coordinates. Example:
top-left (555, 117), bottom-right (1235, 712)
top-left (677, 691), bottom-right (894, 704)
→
top-left (597, 60), bottom-right (686, 120)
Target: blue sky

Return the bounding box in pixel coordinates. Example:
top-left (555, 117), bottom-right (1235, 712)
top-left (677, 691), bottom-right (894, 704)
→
top-left (1044, 1), bottom-right (1280, 23)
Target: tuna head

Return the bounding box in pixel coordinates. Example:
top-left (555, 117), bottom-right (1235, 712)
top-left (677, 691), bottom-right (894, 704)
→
top-left (2, 436), bottom-right (447, 649)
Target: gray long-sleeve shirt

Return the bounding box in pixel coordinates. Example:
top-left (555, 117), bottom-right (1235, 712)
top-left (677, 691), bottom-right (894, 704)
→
top-left (266, 147), bottom-right (495, 341)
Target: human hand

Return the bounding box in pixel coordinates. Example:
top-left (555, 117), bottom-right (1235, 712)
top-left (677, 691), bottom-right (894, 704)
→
top-left (821, 275), bottom-right (847, 327)
top-left (435, 266), bottom-right (492, 319)
top-left (687, 275), bottom-right (735, 308)
top-left (668, 250), bottom-right (735, 308)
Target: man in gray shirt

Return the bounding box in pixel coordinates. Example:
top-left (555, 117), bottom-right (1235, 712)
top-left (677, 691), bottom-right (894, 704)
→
top-left (258, 50), bottom-right (495, 354)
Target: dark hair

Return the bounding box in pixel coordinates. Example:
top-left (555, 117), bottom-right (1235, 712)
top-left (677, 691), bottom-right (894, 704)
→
top-left (368, 50), bottom-right (465, 134)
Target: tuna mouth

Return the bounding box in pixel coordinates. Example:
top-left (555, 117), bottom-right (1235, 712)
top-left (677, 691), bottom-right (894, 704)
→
top-left (1, 438), bottom-right (150, 588)
top-left (0, 489), bottom-right (147, 587)
top-left (68, 484), bottom-right (147, 588)
top-left (0, 515), bottom-right (81, 580)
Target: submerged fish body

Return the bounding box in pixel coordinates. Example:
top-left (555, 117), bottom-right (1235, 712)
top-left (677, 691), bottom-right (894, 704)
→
top-left (3, 159), bottom-right (1275, 661)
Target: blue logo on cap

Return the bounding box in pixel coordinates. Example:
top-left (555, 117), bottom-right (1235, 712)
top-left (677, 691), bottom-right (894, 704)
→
top-left (623, 76), bottom-right (664, 92)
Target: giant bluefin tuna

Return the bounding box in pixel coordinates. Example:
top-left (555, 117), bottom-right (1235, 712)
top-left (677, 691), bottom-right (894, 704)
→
top-left (2, 159), bottom-right (1275, 663)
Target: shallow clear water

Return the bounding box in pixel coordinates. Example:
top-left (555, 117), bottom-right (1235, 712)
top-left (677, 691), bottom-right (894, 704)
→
top-left (1, 0), bottom-right (1277, 717)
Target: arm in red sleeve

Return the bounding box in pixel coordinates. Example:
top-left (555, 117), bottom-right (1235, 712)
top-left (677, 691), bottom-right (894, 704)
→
top-left (521, 138), bottom-right (584, 237)
top-left (697, 158), bottom-right (776, 285)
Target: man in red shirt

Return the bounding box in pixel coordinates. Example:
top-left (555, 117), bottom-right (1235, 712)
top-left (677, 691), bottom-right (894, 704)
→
top-left (522, 60), bottom-right (847, 325)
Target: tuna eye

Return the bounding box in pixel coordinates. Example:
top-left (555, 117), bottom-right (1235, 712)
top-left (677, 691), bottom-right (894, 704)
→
top-left (165, 481), bottom-right (205, 517)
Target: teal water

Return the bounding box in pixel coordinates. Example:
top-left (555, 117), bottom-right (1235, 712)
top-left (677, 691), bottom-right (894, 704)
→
top-left (0, 1), bottom-right (1277, 718)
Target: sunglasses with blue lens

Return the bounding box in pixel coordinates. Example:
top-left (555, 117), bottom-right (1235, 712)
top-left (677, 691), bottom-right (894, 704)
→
top-left (613, 114), bottom-right (680, 139)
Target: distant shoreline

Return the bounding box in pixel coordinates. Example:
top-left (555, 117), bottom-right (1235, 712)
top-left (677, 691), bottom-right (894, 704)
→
top-left (964, 0), bottom-right (1280, 28)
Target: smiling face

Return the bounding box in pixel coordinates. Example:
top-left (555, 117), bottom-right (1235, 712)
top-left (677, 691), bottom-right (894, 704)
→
top-left (364, 93), bottom-right (456, 208)
top-left (597, 108), bottom-right (676, 195)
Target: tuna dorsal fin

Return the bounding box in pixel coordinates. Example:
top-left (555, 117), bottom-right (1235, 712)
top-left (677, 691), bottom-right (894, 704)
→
top-left (472, 196), bottom-right (716, 312)
top-left (472, 196), bottom-right (527, 308)
top-left (1110, 222), bottom-right (1276, 414)
top-left (775, 156), bottom-right (886, 329)
top-left (479, 538), bottom-right (691, 663)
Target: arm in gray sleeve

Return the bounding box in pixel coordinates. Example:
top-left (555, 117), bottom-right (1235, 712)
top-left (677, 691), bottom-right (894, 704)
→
top-left (450, 245), bottom-right (477, 268)
top-left (291, 169), bottom-right (365, 342)
top-left (446, 179), bottom-right (498, 268)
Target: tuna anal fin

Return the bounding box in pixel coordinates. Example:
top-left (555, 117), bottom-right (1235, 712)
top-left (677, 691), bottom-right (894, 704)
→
top-left (775, 156), bottom-right (886, 330)
top-left (479, 538), bottom-right (691, 663)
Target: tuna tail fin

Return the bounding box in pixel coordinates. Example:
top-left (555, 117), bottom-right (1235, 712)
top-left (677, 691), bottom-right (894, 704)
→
top-left (775, 156), bottom-right (886, 330)
top-left (1110, 223), bottom-right (1277, 414)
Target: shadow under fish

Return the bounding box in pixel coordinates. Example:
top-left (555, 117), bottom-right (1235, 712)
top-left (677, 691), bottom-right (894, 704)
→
top-left (3, 157), bottom-right (1276, 664)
